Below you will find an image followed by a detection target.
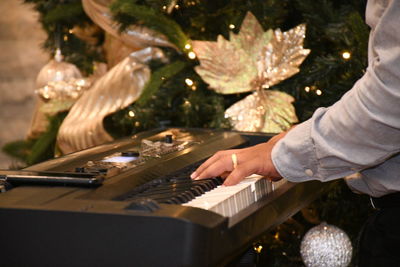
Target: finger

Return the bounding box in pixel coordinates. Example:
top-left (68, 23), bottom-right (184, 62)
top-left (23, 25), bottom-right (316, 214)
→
top-left (190, 151), bottom-right (225, 179)
top-left (223, 159), bottom-right (259, 186)
top-left (220, 171), bottom-right (230, 179)
top-left (191, 149), bottom-right (239, 179)
top-left (195, 154), bottom-right (234, 180)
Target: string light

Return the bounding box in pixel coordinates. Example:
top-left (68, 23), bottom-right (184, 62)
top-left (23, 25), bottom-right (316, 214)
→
top-left (191, 85), bottom-right (197, 91)
top-left (162, 5), bottom-right (167, 10)
top-left (254, 245), bottom-right (263, 254)
top-left (68, 29), bottom-right (74, 34)
top-left (274, 232), bottom-right (280, 240)
top-left (184, 43), bottom-right (192, 50)
top-left (128, 111), bottom-right (135, 117)
top-left (175, 4), bottom-right (180, 9)
top-left (229, 24), bottom-right (235, 29)
top-left (134, 121), bottom-right (140, 127)
top-left (188, 51), bottom-right (196, 59)
top-left (305, 85), bottom-right (323, 95)
top-left (342, 51), bottom-right (351, 60)
top-left (185, 78), bottom-right (194, 86)
top-left (63, 35), bottom-right (68, 41)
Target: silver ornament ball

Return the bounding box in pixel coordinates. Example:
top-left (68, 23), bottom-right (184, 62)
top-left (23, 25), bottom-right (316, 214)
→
top-left (36, 48), bottom-right (82, 88)
top-left (300, 223), bottom-right (352, 267)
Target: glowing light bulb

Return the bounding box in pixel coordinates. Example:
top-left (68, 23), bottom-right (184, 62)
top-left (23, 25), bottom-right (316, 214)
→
top-left (305, 86), bottom-right (311, 92)
top-left (128, 111), bottom-right (135, 117)
top-left (342, 51), bottom-right (351, 60)
top-left (274, 232), bottom-right (280, 240)
top-left (184, 43), bottom-right (191, 50)
top-left (229, 24), bottom-right (235, 29)
top-left (185, 78), bottom-right (194, 86)
top-left (188, 51), bottom-right (196, 59)
top-left (316, 89), bottom-right (322, 95)
top-left (254, 245), bottom-right (263, 254)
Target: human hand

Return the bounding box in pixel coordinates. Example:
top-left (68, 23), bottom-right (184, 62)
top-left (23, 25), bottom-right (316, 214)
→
top-left (190, 131), bottom-right (289, 186)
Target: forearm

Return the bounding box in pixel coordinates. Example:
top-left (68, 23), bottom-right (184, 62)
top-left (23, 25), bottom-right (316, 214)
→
top-left (272, 0), bottom-right (400, 182)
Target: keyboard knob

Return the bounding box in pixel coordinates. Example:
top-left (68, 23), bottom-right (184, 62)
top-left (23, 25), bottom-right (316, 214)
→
top-left (164, 134), bottom-right (173, 144)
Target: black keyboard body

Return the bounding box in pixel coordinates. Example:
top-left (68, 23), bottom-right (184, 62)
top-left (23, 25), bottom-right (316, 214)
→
top-left (0, 128), bottom-right (328, 266)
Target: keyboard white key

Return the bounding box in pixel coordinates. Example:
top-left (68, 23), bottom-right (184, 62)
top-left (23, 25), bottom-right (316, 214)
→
top-left (183, 175), bottom-right (285, 217)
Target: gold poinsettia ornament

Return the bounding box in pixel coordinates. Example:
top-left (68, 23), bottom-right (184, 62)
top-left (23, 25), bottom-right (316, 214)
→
top-left (192, 12), bottom-right (310, 133)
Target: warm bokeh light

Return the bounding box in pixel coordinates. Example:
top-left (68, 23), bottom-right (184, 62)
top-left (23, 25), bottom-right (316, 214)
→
top-left (188, 51), bottom-right (196, 59)
top-left (342, 51), bottom-right (351, 60)
top-left (185, 78), bottom-right (194, 86)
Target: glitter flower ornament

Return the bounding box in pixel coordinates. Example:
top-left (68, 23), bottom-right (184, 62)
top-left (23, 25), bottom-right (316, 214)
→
top-left (192, 12), bottom-right (310, 132)
top-left (192, 12), bottom-right (273, 94)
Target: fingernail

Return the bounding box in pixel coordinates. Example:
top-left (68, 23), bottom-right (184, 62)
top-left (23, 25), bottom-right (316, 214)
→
top-left (190, 172), bottom-right (197, 179)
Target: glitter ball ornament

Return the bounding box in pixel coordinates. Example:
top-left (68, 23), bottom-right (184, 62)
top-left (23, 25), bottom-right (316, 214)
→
top-left (300, 223), bottom-right (352, 267)
top-left (36, 78), bottom-right (91, 102)
top-left (35, 50), bottom-right (91, 112)
top-left (28, 49), bottom-right (84, 138)
top-left (36, 48), bottom-right (82, 88)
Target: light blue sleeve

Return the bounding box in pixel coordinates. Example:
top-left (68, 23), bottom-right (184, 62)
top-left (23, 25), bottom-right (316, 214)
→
top-left (271, 0), bottom-right (400, 184)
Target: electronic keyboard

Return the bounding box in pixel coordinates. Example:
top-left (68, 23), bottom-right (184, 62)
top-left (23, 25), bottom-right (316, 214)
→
top-left (0, 128), bottom-right (329, 266)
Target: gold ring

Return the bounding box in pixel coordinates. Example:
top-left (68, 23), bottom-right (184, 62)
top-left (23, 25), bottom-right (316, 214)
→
top-left (231, 153), bottom-right (238, 169)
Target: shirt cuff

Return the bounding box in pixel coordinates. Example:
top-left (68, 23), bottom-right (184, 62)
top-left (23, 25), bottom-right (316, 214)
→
top-left (271, 119), bottom-right (320, 183)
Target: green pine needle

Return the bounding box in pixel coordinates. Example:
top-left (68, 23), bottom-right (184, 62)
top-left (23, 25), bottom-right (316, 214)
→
top-left (2, 113), bottom-right (67, 166)
top-left (2, 140), bottom-right (34, 162)
top-left (110, 0), bottom-right (189, 51)
top-left (27, 113), bottom-right (66, 165)
top-left (137, 60), bottom-right (186, 106)
top-left (43, 2), bottom-right (85, 25)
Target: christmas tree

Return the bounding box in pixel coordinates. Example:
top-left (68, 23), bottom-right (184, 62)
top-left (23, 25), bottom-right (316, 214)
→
top-left (3, 0), bottom-right (372, 265)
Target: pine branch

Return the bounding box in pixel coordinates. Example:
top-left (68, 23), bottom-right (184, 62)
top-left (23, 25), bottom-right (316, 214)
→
top-left (2, 140), bottom-right (34, 163)
top-left (137, 60), bottom-right (186, 106)
top-left (110, 0), bottom-right (189, 51)
top-left (27, 113), bottom-right (66, 165)
top-left (43, 2), bottom-right (86, 25)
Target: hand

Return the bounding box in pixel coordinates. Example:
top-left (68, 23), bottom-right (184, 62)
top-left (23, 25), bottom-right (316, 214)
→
top-left (190, 130), bottom-right (289, 186)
